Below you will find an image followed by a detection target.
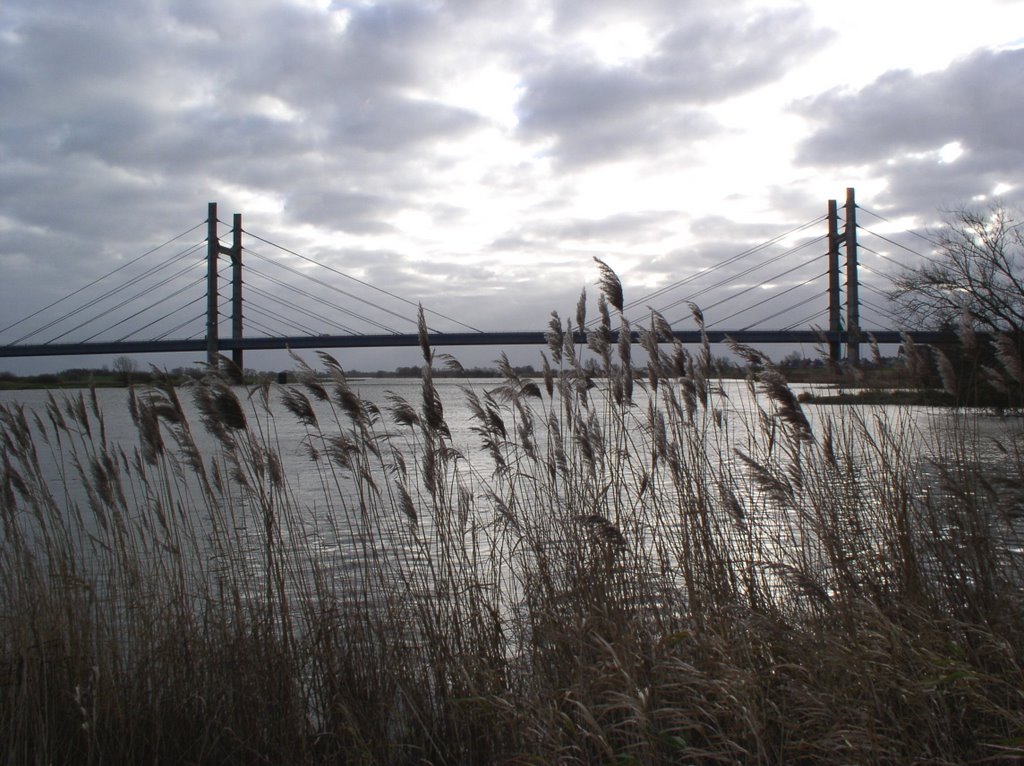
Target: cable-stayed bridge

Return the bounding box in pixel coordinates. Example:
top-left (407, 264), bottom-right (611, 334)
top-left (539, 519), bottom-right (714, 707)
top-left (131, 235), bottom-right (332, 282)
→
top-left (0, 190), bottom-right (946, 372)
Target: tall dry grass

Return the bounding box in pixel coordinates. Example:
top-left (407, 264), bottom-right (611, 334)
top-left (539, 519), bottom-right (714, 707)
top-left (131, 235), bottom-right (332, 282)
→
top-left (2, 263), bottom-right (1024, 763)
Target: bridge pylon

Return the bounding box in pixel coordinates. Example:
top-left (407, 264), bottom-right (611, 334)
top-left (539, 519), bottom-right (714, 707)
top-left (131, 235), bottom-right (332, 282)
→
top-left (827, 198), bottom-right (842, 362)
top-left (826, 187), bottom-right (861, 364)
top-left (206, 203), bottom-right (244, 382)
top-left (844, 187), bottom-right (860, 364)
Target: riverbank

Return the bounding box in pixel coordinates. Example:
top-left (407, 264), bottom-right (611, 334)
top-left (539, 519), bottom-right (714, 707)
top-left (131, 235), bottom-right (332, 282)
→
top-left (798, 387), bottom-right (956, 406)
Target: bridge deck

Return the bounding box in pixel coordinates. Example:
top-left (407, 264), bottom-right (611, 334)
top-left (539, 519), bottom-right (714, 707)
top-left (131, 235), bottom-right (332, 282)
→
top-left (0, 330), bottom-right (956, 359)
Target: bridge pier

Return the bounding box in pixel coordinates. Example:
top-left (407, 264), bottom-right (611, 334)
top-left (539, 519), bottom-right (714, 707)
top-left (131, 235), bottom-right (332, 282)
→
top-left (844, 187), bottom-right (860, 365)
top-left (826, 188), bottom-right (862, 365)
top-left (229, 213), bottom-right (243, 380)
top-left (827, 198), bottom-right (842, 362)
top-left (206, 203), bottom-right (244, 383)
top-left (206, 203), bottom-right (218, 368)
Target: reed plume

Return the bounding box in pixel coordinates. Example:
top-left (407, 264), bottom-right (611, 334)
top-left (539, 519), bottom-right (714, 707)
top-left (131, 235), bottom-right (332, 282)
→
top-left (0, 259), bottom-right (1022, 765)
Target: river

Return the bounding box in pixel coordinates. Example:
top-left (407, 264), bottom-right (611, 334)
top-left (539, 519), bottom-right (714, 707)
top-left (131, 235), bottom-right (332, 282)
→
top-left (2, 375), bottom-right (1021, 610)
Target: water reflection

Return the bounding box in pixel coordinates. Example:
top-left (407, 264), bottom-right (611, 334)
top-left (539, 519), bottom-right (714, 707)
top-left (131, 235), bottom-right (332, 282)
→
top-left (3, 377), bottom-right (1023, 609)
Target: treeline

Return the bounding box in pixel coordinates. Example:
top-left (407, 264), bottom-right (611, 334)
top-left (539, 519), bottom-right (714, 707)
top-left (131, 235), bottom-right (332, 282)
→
top-left (0, 363), bottom-right (547, 388)
top-left (0, 356), bottom-right (907, 388)
top-left (0, 367), bottom-right (158, 389)
top-left (0, 351), bottom-right (966, 395)
top-left (0, 366), bottom-right (211, 388)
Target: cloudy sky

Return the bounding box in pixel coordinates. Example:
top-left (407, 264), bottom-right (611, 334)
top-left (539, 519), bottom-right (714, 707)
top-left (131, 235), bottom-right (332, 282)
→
top-left (2, 0), bottom-right (1022, 373)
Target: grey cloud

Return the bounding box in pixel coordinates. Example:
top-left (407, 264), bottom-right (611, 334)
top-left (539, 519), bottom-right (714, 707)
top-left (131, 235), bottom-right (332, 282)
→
top-left (690, 215), bottom-right (799, 243)
top-left (875, 151), bottom-right (1024, 219)
top-left (0, 0), bottom-right (490, 274)
top-left (766, 185), bottom-right (829, 220)
top-left (548, 0), bottom-right (679, 30)
top-left (794, 47), bottom-right (1024, 216)
top-left (535, 210), bottom-right (679, 243)
top-left (219, 2), bottom-right (453, 110)
top-left (322, 96), bottom-right (483, 153)
top-left (795, 48), bottom-right (1024, 166)
top-left (516, 64), bottom-right (720, 165)
top-left (489, 235), bottom-right (535, 252)
top-left (403, 258), bottom-right (500, 285)
top-left (515, 5), bottom-right (830, 166)
top-left (285, 188), bottom-right (395, 234)
top-left (648, 9), bottom-right (832, 101)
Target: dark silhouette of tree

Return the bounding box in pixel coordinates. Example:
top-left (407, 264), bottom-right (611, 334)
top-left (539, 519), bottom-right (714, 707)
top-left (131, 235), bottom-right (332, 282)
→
top-left (891, 204), bottom-right (1024, 406)
top-left (113, 355), bottom-right (137, 385)
top-left (890, 204), bottom-right (1024, 333)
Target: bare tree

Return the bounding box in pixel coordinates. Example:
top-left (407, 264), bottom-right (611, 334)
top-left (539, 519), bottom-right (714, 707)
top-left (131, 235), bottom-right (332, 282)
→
top-left (113, 355), bottom-right (137, 385)
top-left (890, 204), bottom-right (1024, 333)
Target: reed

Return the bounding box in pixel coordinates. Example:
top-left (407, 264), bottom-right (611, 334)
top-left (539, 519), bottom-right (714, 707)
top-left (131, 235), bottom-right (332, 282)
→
top-left (2, 266), bottom-right (1024, 764)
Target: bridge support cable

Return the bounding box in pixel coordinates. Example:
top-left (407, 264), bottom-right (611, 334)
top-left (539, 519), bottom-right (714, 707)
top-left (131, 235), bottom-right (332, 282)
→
top-left (858, 275), bottom-right (898, 304)
top-left (44, 264), bottom-right (206, 345)
top-left (0, 221), bottom-right (205, 338)
top-left (244, 314), bottom-right (302, 339)
top-left (857, 205), bottom-right (943, 251)
top-left (243, 257), bottom-right (401, 333)
top-left (708, 271), bottom-right (829, 330)
top-left (118, 295), bottom-right (208, 343)
top-left (782, 309), bottom-right (828, 333)
top-left (740, 291), bottom-right (824, 332)
top-left (615, 215), bottom-right (827, 323)
top-left (154, 311), bottom-right (207, 342)
top-left (243, 247), bottom-right (422, 333)
top-left (667, 242), bottom-right (826, 327)
top-left (856, 263), bottom-right (899, 307)
top-left (243, 263), bottom-right (398, 333)
top-left (858, 227), bottom-right (932, 262)
top-left (242, 230), bottom-right (484, 334)
top-left (658, 237), bottom-right (826, 326)
top-left (245, 303), bottom-right (325, 338)
top-left (244, 319), bottom-right (281, 338)
top-left (80, 277), bottom-right (208, 344)
top-left (693, 250), bottom-right (826, 318)
top-left (26, 258), bottom-right (204, 346)
top-left (855, 210), bottom-right (977, 332)
top-left (244, 284), bottom-right (362, 336)
top-left (855, 245), bottom-right (901, 284)
top-left (859, 298), bottom-right (901, 327)
top-left (9, 242), bottom-right (205, 346)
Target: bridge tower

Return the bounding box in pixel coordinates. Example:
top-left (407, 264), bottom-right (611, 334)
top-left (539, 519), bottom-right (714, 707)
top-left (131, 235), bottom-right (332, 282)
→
top-left (827, 198), bottom-right (842, 362)
top-left (844, 187), bottom-right (860, 364)
top-left (826, 188), bottom-right (861, 364)
top-left (206, 203), bottom-right (244, 381)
